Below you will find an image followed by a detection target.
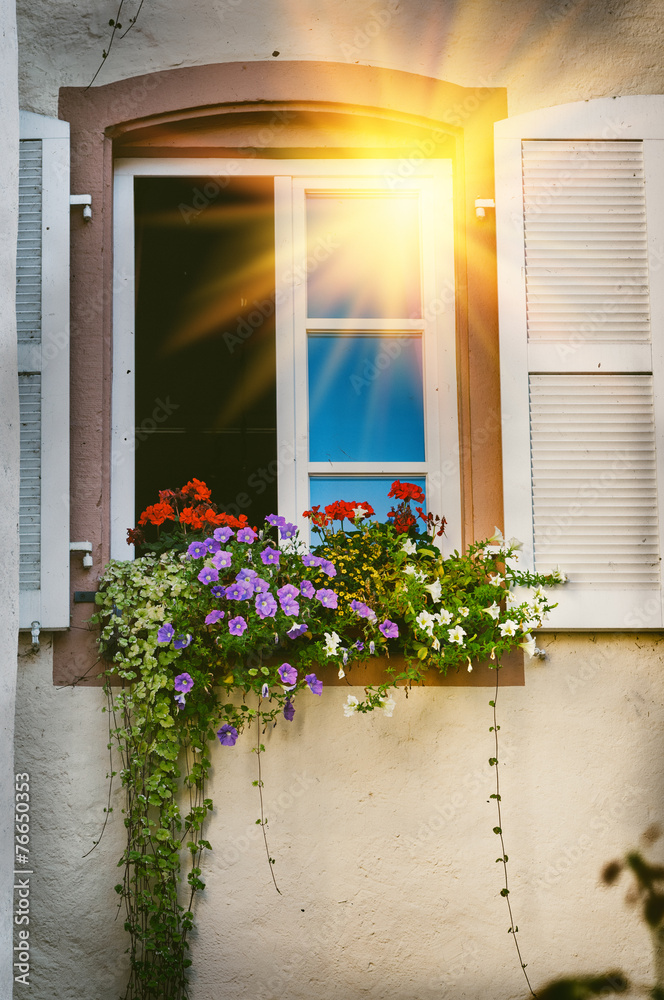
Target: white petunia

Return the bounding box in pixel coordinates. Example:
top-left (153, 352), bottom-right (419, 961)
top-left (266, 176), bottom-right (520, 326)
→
top-left (324, 631), bottom-right (342, 657)
top-left (457, 606), bottom-right (469, 618)
top-left (488, 573), bottom-right (504, 587)
top-left (338, 665), bottom-right (345, 679)
top-left (519, 633), bottom-right (537, 658)
top-left (436, 608), bottom-right (453, 625)
top-left (353, 506), bottom-right (369, 520)
top-left (448, 625), bottom-right (466, 645)
top-left (415, 610), bottom-right (436, 635)
top-left (344, 695), bottom-right (359, 717)
top-left (401, 538), bottom-right (417, 554)
top-left (484, 602), bottom-right (501, 620)
top-left (425, 579), bottom-right (442, 602)
top-left (552, 565), bottom-right (567, 584)
top-left (498, 619), bottom-right (518, 637)
top-left (379, 695), bottom-right (396, 718)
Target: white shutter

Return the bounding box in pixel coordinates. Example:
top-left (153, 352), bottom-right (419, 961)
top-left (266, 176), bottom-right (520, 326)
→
top-left (17, 112), bottom-right (70, 630)
top-left (495, 98), bottom-right (664, 628)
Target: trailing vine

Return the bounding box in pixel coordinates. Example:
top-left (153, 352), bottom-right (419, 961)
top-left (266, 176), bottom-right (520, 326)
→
top-left (93, 479), bottom-right (564, 999)
top-left (490, 669), bottom-right (537, 997)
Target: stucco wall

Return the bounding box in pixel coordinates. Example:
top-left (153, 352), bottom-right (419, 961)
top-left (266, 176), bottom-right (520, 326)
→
top-left (14, 633), bottom-right (664, 998)
top-left (16, 0), bottom-right (664, 118)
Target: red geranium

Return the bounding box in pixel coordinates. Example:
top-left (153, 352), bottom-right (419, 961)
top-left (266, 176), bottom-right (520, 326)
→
top-left (138, 501), bottom-right (175, 527)
top-left (387, 480), bottom-right (425, 503)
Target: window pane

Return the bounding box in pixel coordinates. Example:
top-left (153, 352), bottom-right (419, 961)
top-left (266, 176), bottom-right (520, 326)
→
top-left (309, 476), bottom-right (427, 525)
top-left (308, 334), bottom-right (425, 462)
top-left (306, 195), bottom-right (421, 318)
top-left (134, 176), bottom-right (277, 525)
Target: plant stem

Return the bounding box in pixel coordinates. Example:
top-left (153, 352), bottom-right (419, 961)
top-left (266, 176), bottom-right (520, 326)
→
top-left (256, 705), bottom-right (281, 895)
top-left (492, 668), bottom-right (537, 997)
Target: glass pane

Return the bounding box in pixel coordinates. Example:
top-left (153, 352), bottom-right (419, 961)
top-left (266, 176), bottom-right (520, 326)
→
top-left (308, 334), bottom-right (425, 462)
top-left (309, 477), bottom-right (427, 526)
top-left (306, 195), bottom-right (421, 318)
top-left (134, 176), bottom-right (278, 525)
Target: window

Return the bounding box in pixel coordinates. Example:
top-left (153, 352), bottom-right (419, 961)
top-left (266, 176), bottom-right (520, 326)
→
top-left (111, 158), bottom-right (461, 555)
top-left (16, 111), bottom-right (70, 630)
top-left (495, 96), bottom-right (664, 628)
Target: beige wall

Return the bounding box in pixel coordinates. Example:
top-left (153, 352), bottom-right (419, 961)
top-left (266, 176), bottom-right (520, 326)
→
top-left (11, 1), bottom-right (664, 997)
top-left (16, 0), bottom-right (664, 118)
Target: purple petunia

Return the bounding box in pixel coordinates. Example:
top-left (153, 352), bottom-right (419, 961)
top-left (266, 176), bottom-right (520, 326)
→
top-left (255, 592), bottom-right (278, 619)
top-left (379, 619), bottom-right (399, 639)
top-left (283, 699), bottom-right (295, 722)
top-left (319, 560), bottom-right (337, 578)
top-left (265, 514), bottom-right (285, 527)
top-left (237, 527), bottom-right (257, 544)
top-left (212, 549), bottom-right (232, 570)
top-left (157, 623), bottom-right (175, 644)
top-left (315, 588), bottom-right (338, 609)
top-left (174, 672), bottom-right (194, 693)
top-left (280, 596), bottom-right (300, 617)
top-left (187, 540), bottom-right (207, 559)
top-left (278, 521), bottom-right (298, 541)
top-left (355, 640), bottom-right (365, 651)
top-left (302, 554), bottom-right (322, 569)
top-left (205, 537), bottom-right (221, 554)
top-left (278, 662), bottom-right (298, 686)
top-left (198, 566), bottom-right (219, 585)
top-left (210, 585), bottom-right (225, 598)
top-left (214, 526), bottom-right (234, 543)
top-left (226, 580), bottom-right (252, 601)
top-left (260, 546), bottom-right (281, 567)
top-left (300, 580), bottom-right (315, 599)
top-left (228, 616), bottom-right (247, 635)
top-left (205, 609), bottom-right (225, 625)
top-left (261, 683), bottom-right (270, 698)
top-left (236, 568), bottom-right (257, 582)
top-left (217, 724), bottom-right (239, 746)
top-left (174, 692), bottom-right (186, 711)
top-left (253, 576), bottom-right (269, 593)
top-left (277, 584), bottom-right (299, 602)
top-left (173, 633), bottom-right (193, 650)
top-left (287, 622), bottom-right (308, 639)
top-left (350, 600), bottom-right (376, 621)
top-left (305, 673), bottom-right (323, 696)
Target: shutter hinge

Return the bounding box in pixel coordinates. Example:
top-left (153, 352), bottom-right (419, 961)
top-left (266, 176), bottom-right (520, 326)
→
top-left (475, 198), bottom-right (495, 218)
top-left (70, 541), bottom-right (93, 568)
top-left (70, 194), bottom-right (92, 222)
top-left (30, 621), bottom-right (40, 649)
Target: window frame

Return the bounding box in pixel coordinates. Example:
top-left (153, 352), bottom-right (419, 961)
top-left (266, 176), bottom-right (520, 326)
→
top-left (111, 156), bottom-right (461, 557)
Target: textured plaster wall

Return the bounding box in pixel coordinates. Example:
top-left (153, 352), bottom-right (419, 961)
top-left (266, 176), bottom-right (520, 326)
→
top-left (16, 0), bottom-right (664, 118)
top-left (14, 633), bottom-right (664, 999)
top-left (1, 0), bottom-right (20, 997)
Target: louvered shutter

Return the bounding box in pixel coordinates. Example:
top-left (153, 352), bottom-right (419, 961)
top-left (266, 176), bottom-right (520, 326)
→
top-left (17, 112), bottom-right (70, 630)
top-left (495, 98), bottom-right (664, 628)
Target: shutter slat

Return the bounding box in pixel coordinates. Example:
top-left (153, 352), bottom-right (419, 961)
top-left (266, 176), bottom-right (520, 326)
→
top-left (530, 373), bottom-right (660, 587)
top-left (17, 141), bottom-right (42, 593)
top-left (522, 140), bottom-right (650, 345)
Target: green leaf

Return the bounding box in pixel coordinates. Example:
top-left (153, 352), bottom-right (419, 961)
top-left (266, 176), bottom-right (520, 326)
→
top-left (500, 888), bottom-right (509, 897)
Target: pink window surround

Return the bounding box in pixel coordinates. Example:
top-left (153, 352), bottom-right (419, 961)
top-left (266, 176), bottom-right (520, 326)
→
top-left (55, 61), bottom-right (513, 686)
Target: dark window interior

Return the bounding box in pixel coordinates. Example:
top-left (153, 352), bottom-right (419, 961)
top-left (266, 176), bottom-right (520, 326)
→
top-left (134, 176), bottom-right (277, 526)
